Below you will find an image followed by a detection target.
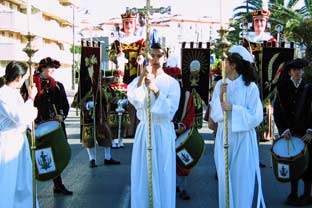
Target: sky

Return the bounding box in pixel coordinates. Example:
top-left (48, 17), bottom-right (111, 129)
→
top-left (80, 0), bottom-right (246, 24)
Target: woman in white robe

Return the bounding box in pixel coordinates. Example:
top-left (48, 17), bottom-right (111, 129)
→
top-left (0, 61), bottom-right (38, 208)
top-left (127, 44), bottom-right (180, 208)
top-left (210, 45), bottom-right (266, 208)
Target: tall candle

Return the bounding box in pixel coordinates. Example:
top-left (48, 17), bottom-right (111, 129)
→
top-left (27, 0), bottom-right (31, 33)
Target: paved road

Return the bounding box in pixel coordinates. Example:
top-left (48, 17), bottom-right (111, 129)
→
top-left (37, 105), bottom-right (305, 208)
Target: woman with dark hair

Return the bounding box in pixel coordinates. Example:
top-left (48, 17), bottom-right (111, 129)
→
top-left (0, 61), bottom-right (38, 207)
top-left (210, 45), bottom-right (265, 207)
top-left (31, 57), bottom-right (73, 195)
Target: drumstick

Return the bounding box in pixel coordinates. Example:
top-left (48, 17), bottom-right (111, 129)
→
top-left (52, 104), bottom-right (58, 116)
top-left (290, 138), bottom-right (296, 151)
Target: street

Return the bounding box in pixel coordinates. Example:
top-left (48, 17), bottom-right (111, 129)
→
top-left (37, 104), bottom-right (305, 208)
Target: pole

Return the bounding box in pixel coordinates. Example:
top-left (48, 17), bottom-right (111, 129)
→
top-left (218, 26), bottom-right (230, 208)
top-left (145, 1), bottom-right (153, 207)
top-left (221, 56), bottom-right (230, 208)
top-left (126, 3), bottom-right (170, 207)
top-left (23, 1), bottom-right (38, 207)
top-left (72, 5), bottom-right (75, 90)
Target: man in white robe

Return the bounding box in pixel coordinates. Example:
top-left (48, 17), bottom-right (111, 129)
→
top-left (127, 43), bottom-right (180, 208)
top-left (210, 45), bottom-right (266, 208)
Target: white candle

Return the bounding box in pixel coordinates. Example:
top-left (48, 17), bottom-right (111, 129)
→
top-left (27, 0), bottom-right (31, 33)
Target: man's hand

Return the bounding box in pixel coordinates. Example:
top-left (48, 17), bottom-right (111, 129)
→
top-left (282, 130), bottom-right (292, 140)
top-left (302, 132), bottom-right (312, 143)
top-left (221, 101), bottom-right (232, 111)
top-left (55, 115), bottom-right (64, 122)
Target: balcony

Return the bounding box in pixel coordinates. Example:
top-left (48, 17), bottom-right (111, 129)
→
top-left (0, 11), bottom-right (73, 43)
top-left (0, 42), bottom-right (73, 65)
top-left (0, 11), bottom-right (27, 33)
top-left (59, 0), bottom-right (80, 7)
top-left (32, 1), bottom-right (73, 25)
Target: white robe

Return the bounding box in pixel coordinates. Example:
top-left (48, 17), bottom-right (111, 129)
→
top-left (210, 76), bottom-right (266, 208)
top-left (0, 85), bottom-right (38, 208)
top-left (127, 72), bottom-right (180, 208)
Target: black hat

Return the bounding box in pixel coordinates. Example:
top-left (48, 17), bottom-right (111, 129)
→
top-left (37, 57), bottom-right (60, 72)
top-left (284, 58), bottom-right (308, 71)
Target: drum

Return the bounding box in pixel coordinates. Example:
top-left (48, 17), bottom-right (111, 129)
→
top-left (176, 127), bottom-right (205, 170)
top-left (28, 120), bottom-right (71, 181)
top-left (271, 136), bottom-right (309, 183)
top-left (108, 112), bottom-right (130, 128)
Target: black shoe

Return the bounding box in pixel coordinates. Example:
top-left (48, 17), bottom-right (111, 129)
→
top-left (104, 158), bottom-right (120, 165)
top-left (259, 162), bottom-right (266, 168)
top-left (89, 159), bottom-right (98, 168)
top-left (179, 190), bottom-right (191, 200)
top-left (285, 193), bottom-right (300, 206)
top-left (53, 185), bottom-right (73, 196)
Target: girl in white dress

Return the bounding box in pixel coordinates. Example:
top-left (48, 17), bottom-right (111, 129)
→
top-left (0, 61), bottom-right (38, 208)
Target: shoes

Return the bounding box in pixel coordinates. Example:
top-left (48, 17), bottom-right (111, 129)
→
top-left (53, 185), bottom-right (73, 196)
top-left (285, 193), bottom-right (300, 206)
top-left (118, 141), bottom-right (125, 148)
top-left (176, 186), bottom-right (190, 200)
top-left (104, 158), bottom-right (121, 165)
top-left (259, 162), bottom-right (266, 168)
top-left (299, 195), bottom-right (312, 206)
top-left (179, 190), bottom-right (191, 200)
top-left (89, 159), bottom-right (98, 168)
top-left (112, 142), bottom-right (119, 149)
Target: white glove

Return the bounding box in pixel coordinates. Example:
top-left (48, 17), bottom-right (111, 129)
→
top-left (85, 101), bottom-right (94, 110)
top-left (136, 54), bottom-right (144, 65)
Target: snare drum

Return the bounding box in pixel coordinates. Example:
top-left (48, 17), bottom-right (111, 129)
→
top-left (271, 136), bottom-right (309, 182)
top-left (176, 127), bottom-right (205, 171)
top-left (29, 120), bottom-right (71, 181)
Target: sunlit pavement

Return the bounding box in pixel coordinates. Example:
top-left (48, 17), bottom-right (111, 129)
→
top-left (36, 95), bottom-right (303, 208)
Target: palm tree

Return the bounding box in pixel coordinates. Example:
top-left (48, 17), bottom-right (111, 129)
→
top-left (230, 0), bottom-right (312, 81)
top-left (270, 0), bottom-right (312, 81)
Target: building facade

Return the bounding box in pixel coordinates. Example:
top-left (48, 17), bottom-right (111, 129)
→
top-left (0, 0), bottom-right (79, 89)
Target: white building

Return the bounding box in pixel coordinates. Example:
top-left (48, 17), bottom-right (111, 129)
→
top-left (0, 0), bottom-right (79, 90)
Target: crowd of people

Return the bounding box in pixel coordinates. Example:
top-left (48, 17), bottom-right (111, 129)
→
top-left (1, 7), bottom-right (312, 208)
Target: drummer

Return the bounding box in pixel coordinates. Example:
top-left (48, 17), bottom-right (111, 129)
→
top-left (273, 58), bottom-right (312, 206)
top-left (29, 57), bottom-right (73, 195)
top-left (164, 57), bottom-right (195, 200)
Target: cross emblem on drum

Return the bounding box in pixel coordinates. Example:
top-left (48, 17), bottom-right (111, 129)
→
top-left (279, 165), bottom-right (289, 177)
top-left (38, 151), bottom-right (52, 170)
